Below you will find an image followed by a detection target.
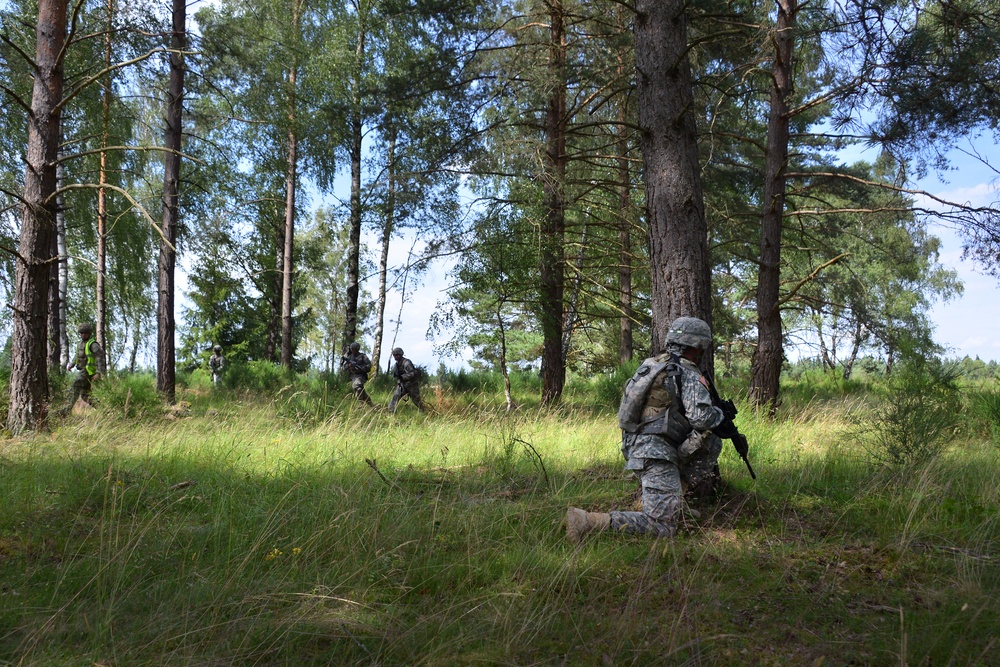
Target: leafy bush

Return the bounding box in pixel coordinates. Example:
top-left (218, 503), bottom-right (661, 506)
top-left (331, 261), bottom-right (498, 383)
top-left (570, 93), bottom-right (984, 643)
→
top-left (849, 360), bottom-right (961, 466)
top-left (223, 360), bottom-right (294, 393)
top-left (441, 368), bottom-right (501, 393)
top-left (591, 360), bottom-right (640, 409)
top-left (93, 373), bottom-right (162, 420)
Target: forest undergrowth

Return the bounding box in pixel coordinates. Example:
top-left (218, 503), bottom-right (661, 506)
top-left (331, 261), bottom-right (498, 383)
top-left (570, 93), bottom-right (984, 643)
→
top-left (0, 370), bottom-right (997, 666)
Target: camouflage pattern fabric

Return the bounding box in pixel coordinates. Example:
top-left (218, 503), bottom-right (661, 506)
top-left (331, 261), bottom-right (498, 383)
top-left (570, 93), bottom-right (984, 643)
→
top-left (64, 338), bottom-right (106, 411)
top-left (344, 351), bottom-right (373, 405)
top-left (611, 458), bottom-right (682, 538)
top-left (209, 353), bottom-right (225, 384)
top-left (611, 348), bottom-right (724, 536)
top-left (389, 356), bottom-right (425, 412)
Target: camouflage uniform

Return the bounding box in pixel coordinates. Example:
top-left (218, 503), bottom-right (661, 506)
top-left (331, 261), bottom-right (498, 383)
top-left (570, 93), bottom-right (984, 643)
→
top-left (610, 345), bottom-right (723, 537)
top-left (209, 347), bottom-right (225, 385)
top-left (65, 326), bottom-right (107, 411)
top-left (389, 349), bottom-right (425, 413)
top-left (342, 346), bottom-right (373, 405)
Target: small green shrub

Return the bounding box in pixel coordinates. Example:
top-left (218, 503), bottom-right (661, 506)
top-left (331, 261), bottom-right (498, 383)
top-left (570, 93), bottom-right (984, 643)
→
top-left (849, 360), bottom-right (961, 466)
top-left (273, 372), bottom-right (345, 424)
top-left (592, 360), bottom-right (640, 409)
top-left (966, 388), bottom-right (1000, 443)
top-left (93, 373), bottom-right (162, 420)
top-left (442, 368), bottom-right (501, 393)
top-left (224, 360), bottom-right (294, 393)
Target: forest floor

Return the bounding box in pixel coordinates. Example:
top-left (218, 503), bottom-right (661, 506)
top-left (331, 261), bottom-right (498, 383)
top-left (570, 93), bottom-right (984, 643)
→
top-left (0, 380), bottom-right (997, 666)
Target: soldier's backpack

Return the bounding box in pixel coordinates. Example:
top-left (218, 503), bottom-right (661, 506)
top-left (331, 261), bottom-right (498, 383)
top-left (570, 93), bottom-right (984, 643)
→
top-left (617, 355), bottom-right (680, 433)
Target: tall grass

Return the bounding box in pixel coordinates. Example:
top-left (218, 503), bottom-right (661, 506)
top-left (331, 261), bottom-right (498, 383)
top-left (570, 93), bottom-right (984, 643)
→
top-left (1, 375), bottom-right (997, 665)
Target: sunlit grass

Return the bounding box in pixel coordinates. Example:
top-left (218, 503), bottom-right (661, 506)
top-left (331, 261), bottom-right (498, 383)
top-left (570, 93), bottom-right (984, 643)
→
top-left (0, 379), bottom-right (997, 665)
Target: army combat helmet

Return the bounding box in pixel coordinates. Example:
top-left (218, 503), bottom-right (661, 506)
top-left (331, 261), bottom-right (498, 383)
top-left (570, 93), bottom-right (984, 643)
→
top-left (214, 345), bottom-right (222, 353)
top-left (392, 347), bottom-right (404, 356)
top-left (77, 322), bottom-right (94, 335)
top-left (349, 342), bottom-right (360, 353)
top-left (665, 317), bottom-right (712, 350)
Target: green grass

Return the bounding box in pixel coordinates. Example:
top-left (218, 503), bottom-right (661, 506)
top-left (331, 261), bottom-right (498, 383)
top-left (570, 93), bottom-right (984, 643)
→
top-left (0, 379), bottom-right (997, 666)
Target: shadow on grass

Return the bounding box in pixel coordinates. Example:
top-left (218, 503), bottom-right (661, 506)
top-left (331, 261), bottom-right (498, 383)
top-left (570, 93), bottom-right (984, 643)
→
top-left (1, 403), bottom-right (997, 666)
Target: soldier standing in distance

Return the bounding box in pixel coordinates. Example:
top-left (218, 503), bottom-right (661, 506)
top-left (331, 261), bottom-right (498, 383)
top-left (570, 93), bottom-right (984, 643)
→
top-left (63, 322), bottom-right (107, 412)
top-left (566, 317), bottom-right (724, 543)
top-left (388, 347), bottom-right (426, 413)
top-left (341, 341), bottom-right (373, 405)
top-left (209, 345), bottom-right (225, 385)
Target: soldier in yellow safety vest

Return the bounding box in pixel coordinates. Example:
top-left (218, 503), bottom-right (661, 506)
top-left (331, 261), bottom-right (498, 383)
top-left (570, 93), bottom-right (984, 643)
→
top-left (63, 322), bottom-right (107, 412)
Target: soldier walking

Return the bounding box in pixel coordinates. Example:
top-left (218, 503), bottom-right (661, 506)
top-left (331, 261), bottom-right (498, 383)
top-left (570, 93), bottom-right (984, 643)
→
top-left (341, 341), bottom-right (373, 405)
top-left (63, 322), bottom-right (107, 413)
top-left (567, 317), bottom-right (725, 543)
top-left (388, 347), bottom-right (425, 413)
top-left (209, 345), bottom-right (225, 385)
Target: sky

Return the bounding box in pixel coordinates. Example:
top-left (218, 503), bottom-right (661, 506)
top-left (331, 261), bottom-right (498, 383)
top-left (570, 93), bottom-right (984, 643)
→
top-left (917, 176), bottom-right (1000, 363)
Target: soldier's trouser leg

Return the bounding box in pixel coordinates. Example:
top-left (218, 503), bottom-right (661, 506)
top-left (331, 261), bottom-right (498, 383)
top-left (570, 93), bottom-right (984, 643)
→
top-left (352, 376), bottom-right (373, 405)
top-left (407, 385), bottom-right (426, 412)
top-left (63, 374), bottom-right (91, 414)
top-left (682, 434), bottom-right (723, 498)
top-left (610, 460), bottom-right (682, 538)
top-left (388, 384), bottom-right (406, 413)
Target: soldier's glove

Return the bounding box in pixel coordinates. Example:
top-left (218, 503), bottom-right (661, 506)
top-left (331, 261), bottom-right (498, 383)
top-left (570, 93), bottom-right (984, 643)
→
top-left (712, 419), bottom-right (740, 441)
top-left (678, 430), bottom-right (707, 460)
top-left (719, 398), bottom-right (739, 421)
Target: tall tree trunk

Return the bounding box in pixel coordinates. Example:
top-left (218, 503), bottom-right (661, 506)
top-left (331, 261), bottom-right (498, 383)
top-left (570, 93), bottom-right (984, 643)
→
top-left (343, 5), bottom-right (366, 352)
top-left (157, 0), bottom-right (185, 403)
top-left (843, 317), bottom-right (862, 380)
top-left (496, 300), bottom-right (516, 412)
top-left (749, 0), bottom-right (797, 412)
top-left (562, 223), bottom-right (586, 365)
top-left (47, 203), bottom-right (61, 377)
top-left (616, 77), bottom-right (633, 364)
top-left (7, 0), bottom-right (68, 433)
top-left (56, 160), bottom-right (68, 366)
top-left (634, 0), bottom-right (712, 355)
top-left (96, 0), bottom-right (113, 355)
top-left (540, 0), bottom-right (567, 406)
top-left (372, 122), bottom-right (396, 375)
top-left (128, 310), bottom-right (140, 373)
top-left (280, 6), bottom-right (299, 368)
top-left (814, 310), bottom-right (835, 371)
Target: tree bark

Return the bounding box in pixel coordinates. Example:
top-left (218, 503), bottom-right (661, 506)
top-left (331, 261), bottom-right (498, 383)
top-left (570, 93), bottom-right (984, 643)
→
top-left (47, 201), bottom-right (61, 378)
top-left (843, 317), bottom-right (862, 380)
top-left (616, 79), bottom-right (633, 364)
top-left (540, 0), bottom-right (567, 406)
top-left (56, 160), bottom-right (68, 367)
top-left (372, 122), bottom-right (397, 375)
top-left (634, 0), bottom-right (712, 355)
top-left (749, 0), bottom-right (797, 412)
top-left (343, 5), bottom-right (366, 353)
top-left (280, 5), bottom-right (299, 368)
top-left (281, 124), bottom-right (297, 368)
top-left (157, 0), bottom-right (185, 403)
top-left (8, 0), bottom-right (68, 433)
top-left (96, 0), bottom-right (113, 356)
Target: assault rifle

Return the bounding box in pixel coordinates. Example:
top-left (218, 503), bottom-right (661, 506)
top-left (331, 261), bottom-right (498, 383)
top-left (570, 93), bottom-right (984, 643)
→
top-left (705, 378), bottom-right (756, 479)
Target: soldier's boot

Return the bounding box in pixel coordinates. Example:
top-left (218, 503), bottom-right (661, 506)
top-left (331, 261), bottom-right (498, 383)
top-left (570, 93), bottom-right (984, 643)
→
top-left (566, 507), bottom-right (610, 544)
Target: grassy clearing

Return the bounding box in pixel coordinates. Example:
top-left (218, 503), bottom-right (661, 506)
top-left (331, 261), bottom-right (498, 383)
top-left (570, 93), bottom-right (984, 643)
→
top-left (0, 376), bottom-right (997, 666)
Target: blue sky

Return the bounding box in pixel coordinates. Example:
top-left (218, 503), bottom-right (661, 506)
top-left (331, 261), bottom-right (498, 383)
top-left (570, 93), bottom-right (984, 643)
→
top-left (917, 172), bottom-right (1000, 363)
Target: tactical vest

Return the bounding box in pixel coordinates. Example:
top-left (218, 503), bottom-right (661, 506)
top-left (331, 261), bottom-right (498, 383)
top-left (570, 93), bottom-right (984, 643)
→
top-left (78, 339), bottom-right (97, 376)
top-left (617, 354), bottom-right (690, 443)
